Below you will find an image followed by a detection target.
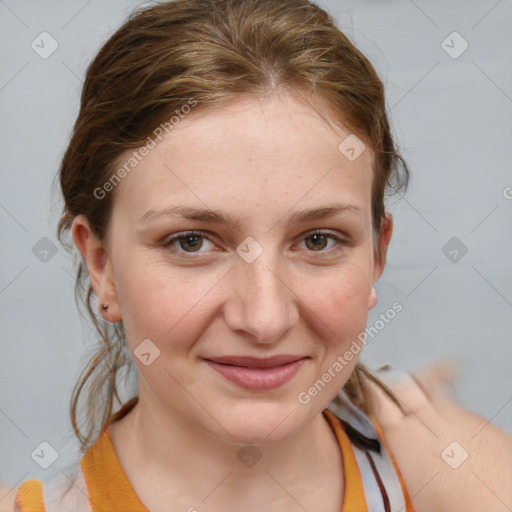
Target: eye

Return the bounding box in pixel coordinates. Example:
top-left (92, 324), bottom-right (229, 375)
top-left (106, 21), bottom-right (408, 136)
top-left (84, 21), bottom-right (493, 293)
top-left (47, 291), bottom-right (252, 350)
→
top-left (297, 230), bottom-right (349, 254)
top-left (160, 229), bottom-right (349, 257)
top-left (160, 231), bottom-right (215, 255)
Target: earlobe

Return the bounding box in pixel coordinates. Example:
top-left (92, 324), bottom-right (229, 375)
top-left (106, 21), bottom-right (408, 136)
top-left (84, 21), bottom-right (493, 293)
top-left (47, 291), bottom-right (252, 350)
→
top-left (71, 215), bottom-right (121, 322)
top-left (367, 285), bottom-right (378, 310)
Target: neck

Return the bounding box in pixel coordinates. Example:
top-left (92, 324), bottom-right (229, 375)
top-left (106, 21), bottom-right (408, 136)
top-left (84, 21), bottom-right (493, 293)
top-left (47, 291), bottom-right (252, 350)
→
top-left (108, 381), bottom-right (344, 509)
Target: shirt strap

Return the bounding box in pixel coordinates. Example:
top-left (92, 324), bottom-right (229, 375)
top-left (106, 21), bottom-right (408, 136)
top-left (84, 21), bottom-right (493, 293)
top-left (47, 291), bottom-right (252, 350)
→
top-left (328, 390), bottom-right (417, 512)
top-left (323, 409), bottom-right (369, 512)
top-left (15, 479), bottom-right (46, 512)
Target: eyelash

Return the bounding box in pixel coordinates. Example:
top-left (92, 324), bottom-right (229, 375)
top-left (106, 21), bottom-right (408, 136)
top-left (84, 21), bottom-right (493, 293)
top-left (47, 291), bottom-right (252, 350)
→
top-left (159, 230), bottom-right (350, 257)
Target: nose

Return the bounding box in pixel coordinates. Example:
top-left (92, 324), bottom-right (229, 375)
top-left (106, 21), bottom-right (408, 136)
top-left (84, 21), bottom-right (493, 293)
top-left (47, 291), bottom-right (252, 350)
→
top-left (223, 248), bottom-right (299, 344)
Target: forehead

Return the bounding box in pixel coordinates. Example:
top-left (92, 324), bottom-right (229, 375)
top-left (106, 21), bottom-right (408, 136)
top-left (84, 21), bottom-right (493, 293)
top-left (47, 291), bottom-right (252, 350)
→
top-left (111, 91), bottom-right (374, 225)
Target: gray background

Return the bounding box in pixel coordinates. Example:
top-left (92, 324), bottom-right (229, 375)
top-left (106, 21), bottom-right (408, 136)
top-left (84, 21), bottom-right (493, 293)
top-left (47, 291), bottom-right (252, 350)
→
top-left (1, 0), bottom-right (511, 494)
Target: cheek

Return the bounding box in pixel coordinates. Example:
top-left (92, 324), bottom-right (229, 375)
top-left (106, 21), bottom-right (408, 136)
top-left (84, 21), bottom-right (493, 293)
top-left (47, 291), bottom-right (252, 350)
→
top-left (305, 264), bottom-right (372, 335)
top-left (116, 259), bottom-right (221, 348)
top-left (294, 267), bottom-right (371, 408)
top-left (304, 267), bottom-right (371, 387)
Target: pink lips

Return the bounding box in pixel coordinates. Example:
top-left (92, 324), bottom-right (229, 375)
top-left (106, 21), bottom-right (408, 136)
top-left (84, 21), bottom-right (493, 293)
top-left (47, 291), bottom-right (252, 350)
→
top-left (204, 355), bottom-right (307, 390)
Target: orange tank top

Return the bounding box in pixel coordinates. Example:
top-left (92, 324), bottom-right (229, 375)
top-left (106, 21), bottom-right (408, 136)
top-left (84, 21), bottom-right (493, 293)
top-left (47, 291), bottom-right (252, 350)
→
top-left (15, 397), bottom-right (416, 512)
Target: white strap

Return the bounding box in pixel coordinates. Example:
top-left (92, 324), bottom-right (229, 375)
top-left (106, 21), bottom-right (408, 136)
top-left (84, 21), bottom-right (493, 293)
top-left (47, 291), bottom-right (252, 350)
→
top-left (352, 444), bottom-right (387, 511)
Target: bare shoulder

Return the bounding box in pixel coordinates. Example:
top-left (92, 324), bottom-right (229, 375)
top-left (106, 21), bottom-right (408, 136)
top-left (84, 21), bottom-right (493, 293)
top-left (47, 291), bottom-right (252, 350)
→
top-left (0, 484), bottom-right (17, 512)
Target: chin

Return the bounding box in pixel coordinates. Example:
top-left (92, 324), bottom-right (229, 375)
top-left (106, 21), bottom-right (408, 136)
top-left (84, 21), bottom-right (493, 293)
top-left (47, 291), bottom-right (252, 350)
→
top-left (210, 400), bottom-right (310, 446)
top-left (225, 423), bottom-right (296, 447)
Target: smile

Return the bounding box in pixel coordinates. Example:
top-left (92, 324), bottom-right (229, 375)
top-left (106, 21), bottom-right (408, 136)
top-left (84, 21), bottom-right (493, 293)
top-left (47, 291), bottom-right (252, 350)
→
top-left (203, 355), bottom-right (308, 391)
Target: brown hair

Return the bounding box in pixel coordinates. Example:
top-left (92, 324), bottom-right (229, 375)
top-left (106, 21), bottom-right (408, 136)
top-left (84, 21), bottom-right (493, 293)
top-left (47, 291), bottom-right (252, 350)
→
top-left (57, 0), bottom-right (410, 452)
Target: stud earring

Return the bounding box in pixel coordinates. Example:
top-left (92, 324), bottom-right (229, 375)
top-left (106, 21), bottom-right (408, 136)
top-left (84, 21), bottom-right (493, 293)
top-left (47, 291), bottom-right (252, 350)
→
top-left (101, 303), bottom-right (109, 311)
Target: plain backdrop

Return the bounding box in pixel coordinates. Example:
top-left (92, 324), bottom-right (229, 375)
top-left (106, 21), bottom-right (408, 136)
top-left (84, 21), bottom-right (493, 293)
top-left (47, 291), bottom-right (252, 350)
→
top-left (1, 0), bottom-right (511, 490)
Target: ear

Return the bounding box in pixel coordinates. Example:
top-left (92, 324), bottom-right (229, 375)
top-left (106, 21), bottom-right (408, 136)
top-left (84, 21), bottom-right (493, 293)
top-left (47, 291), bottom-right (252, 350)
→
top-left (71, 215), bottom-right (121, 323)
top-left (367, 212), bottom-right (393, 310)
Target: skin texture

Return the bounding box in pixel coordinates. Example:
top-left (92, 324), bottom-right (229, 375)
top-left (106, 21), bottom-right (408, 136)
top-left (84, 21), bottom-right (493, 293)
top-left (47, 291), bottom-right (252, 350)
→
top-left (71, 90), bottom-right (392, 511)
top-left (0, 486), bottom-right (15, 512)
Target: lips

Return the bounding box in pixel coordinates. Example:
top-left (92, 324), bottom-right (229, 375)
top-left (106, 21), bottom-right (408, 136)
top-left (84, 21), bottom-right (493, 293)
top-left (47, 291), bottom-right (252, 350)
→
top-left (205, 355), bottom-right (306, 368)
top-left (203, 355), bottom-right (308, 390)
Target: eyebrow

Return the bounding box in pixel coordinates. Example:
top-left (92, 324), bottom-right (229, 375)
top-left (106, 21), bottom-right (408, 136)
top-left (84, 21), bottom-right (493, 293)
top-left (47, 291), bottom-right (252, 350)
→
top-left (138, 203), bottom-right (366, 228)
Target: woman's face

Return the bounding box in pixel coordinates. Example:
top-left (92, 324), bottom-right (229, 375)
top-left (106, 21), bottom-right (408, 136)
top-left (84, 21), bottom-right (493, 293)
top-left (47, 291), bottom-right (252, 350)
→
top-left (76, 91), bottom-right (392, 445)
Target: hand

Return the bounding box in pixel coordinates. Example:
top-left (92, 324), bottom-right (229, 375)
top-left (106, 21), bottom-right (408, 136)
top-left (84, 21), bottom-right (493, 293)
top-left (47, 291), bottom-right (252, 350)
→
top-left (361, 360), bottom-right (512, 512)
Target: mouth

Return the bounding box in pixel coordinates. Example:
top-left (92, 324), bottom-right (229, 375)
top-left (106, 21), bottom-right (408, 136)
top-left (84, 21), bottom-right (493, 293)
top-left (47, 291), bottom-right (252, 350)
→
top-left (203, 355), bottom-right (309, 390)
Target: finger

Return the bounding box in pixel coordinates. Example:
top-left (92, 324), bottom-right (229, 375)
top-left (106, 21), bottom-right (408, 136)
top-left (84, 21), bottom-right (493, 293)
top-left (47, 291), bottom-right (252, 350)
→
top-left (377, 366), bottom-right (436, 414)
top-left (361, 373), bottom-right (407, 428)
top-left (413, 358), bottom-right (460, 403)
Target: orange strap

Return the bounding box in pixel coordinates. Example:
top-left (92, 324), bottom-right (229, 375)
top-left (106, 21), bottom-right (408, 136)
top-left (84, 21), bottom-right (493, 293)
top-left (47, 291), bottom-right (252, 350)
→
top-left (323, 409), bottom-right (369, 512)
top-left (15, 479), bottom-right (46, 512)
top-left (80, 424), bottom-right (149, 511)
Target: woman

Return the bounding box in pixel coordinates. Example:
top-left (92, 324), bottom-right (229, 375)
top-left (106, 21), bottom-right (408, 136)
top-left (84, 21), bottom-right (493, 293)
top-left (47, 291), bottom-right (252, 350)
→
top-left (13, 0), bottom-right (511, 511)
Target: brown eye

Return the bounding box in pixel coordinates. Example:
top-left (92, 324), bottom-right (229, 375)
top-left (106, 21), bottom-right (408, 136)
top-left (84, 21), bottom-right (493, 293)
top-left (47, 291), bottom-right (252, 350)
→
top-left (178, 234), bottom-right (203, 252)
top-left (299, 230), bottom-right (349, 254)
top-left (305, 233), bottom-right (329, 251)
top-left (161, 231), bottom-right (215, 254)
